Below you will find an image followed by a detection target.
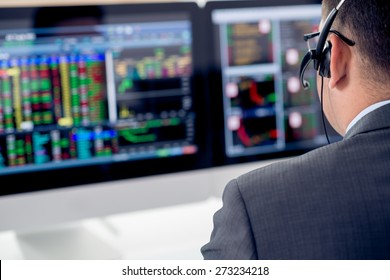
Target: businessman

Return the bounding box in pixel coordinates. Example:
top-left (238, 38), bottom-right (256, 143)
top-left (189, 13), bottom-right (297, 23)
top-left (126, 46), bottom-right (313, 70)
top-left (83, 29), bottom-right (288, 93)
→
top-left (202, 0), bottom-right (390, 259)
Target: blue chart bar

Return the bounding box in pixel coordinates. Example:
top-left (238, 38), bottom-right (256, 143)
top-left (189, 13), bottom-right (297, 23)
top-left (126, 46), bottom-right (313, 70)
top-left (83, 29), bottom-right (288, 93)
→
top-left (33, 132), bottom-right (50, 164)
top-left (75, 128), bottom-right (93, 160)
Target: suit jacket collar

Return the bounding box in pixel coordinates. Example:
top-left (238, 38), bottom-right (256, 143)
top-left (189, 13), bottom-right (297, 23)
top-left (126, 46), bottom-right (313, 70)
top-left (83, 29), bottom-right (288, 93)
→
top-left (344, 103), bottom-right (390, 139)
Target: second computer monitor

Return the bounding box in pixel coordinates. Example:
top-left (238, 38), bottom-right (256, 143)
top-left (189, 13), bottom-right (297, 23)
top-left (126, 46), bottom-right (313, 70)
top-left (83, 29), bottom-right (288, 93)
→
top-left (206, 0), bottom-right (338, 165)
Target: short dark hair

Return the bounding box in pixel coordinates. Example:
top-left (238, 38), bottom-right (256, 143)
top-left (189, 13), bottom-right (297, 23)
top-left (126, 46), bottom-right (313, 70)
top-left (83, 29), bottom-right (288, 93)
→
top-left (323, 0), bottom-right (390, 85)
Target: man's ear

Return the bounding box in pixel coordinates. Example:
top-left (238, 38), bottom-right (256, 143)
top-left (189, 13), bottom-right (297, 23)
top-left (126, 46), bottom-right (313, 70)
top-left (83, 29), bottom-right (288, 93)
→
top-left (328, 35), bottom-right (351, 89)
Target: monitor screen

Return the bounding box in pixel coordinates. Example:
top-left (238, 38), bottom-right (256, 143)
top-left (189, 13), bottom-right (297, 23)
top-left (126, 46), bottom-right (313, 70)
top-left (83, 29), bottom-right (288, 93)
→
top-left (0, 3), bottom-right (209, 194)
top-left (205, 0), bottom-right (340, 165)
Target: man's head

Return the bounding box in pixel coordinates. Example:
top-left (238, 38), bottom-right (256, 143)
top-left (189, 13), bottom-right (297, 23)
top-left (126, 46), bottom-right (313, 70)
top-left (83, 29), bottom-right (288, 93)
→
top-left (317, 0), bottom-right (390, 135)
top-left (321, 0), bottom-right (390, 88)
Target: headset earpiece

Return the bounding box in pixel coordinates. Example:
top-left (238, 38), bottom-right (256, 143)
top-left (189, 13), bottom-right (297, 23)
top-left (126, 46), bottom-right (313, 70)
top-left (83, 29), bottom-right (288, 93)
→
top-left (299, 0), bottom-right (346, 88)
top-left (319, 40), bottom-right (332, 78)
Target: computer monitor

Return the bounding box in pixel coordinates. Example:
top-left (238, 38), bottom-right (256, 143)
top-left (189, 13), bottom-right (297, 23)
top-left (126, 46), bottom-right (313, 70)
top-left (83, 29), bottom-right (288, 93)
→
top-left (205, 0), bottom-right (340, 166)
top-left (0, 2), bottom-right (211, 232)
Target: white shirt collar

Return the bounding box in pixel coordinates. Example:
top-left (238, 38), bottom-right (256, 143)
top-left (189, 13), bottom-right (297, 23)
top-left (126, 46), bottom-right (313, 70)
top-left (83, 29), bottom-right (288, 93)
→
top-left (345, 100), bottom-right (390, 134)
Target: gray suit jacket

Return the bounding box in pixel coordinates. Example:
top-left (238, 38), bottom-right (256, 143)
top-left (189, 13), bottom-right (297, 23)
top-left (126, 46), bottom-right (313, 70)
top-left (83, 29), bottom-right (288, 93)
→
top-left (202, 104), bottom-right (390, 259)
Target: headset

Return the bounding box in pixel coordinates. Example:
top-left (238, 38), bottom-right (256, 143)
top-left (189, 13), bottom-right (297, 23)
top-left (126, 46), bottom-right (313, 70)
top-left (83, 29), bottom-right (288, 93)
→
top-left (299, 0), bottom-right (356, 144)
top-left (299, 0), bottom-right (352, 89)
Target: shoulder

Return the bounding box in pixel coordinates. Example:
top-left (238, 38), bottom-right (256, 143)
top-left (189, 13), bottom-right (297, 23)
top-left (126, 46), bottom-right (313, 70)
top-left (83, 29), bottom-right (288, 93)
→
top-left (235, 143), bottom-right (338, 185)
top-left (230, 140), bottom-right (353, 203)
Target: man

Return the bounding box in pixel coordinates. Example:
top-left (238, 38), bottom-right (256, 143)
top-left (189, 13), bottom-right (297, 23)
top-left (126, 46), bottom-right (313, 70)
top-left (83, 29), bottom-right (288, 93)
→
top-left (202, 0), bottom-right (390, 259)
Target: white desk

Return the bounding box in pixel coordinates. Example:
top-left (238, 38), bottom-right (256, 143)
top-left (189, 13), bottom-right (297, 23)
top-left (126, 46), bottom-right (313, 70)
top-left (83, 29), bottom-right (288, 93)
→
top-left (0, 160), bottom-right (280, 260)
top-left (0, 198), bottom-right (222, 260)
